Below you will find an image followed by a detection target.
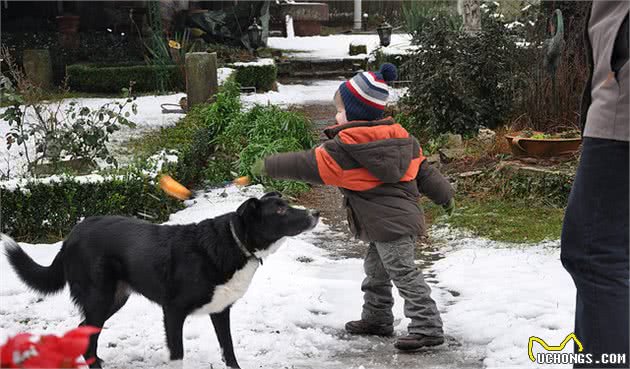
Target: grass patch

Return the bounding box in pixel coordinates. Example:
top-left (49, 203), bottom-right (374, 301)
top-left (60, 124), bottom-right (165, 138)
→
top-left (423, 195), bottom-right (564, 244)
top-left (123, 108), bottom-right (205, 159)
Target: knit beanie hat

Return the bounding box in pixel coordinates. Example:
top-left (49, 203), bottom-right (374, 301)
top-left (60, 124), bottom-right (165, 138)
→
top-left (338, 63), bottom-right (398, 122)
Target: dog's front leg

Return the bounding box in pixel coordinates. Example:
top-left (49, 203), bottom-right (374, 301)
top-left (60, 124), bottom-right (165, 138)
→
top-left (210, 307), bottom-right (240, 368)
top-left (163, 307), bottom-right (187, 361)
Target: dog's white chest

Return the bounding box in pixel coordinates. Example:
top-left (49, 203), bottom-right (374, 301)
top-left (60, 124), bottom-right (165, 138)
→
top-left (194, 259), bottom-right (259, 314)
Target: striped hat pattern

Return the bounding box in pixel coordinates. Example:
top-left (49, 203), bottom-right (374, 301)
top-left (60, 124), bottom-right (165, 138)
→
top-left (338, 63), bottom-right (398, 122)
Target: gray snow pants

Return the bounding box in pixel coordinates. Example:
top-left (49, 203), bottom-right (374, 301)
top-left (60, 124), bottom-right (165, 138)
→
top-left (361, 235), bottom-right (444, 337)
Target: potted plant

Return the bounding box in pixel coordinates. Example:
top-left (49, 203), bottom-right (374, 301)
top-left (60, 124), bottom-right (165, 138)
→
top-left (505, 129), bottom-right (581, 158)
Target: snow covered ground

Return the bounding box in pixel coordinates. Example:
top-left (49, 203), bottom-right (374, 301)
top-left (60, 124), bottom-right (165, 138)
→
top-left (268, 34), bottom-right (416, 60)
top-left (429, 227), bottom-right (575, 369)
top-left (0, 185), bottom-right (575, 369)
top-left (241, 79), bottom-right (407, 108)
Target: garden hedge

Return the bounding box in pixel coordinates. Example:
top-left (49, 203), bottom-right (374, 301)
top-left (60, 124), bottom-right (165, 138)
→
top-left (66, 63), bottom-right (184, 93)
top-left (1, 175), bottom-right (183, 243)
top-left (230, 59), bottom-right (277, 92)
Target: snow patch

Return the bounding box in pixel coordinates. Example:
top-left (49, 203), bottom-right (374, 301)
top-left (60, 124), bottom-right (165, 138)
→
top-left (0, 185), bottom-right (574, 369)
top-left (267, 34), bottom-right (415, 60)
top-left (231, 58), bottom-right (275, 67)
top-left (240, 80), bottom-right (406, 108)
top-left (430, 228), bottom-right (574, 369)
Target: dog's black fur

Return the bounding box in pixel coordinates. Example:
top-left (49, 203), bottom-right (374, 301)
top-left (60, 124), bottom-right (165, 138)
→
top-left (3, 192), bottom-right (319, 368)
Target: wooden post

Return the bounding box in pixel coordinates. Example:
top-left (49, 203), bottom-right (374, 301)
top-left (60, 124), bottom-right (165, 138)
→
top-left (462, 0), bottom-right (481, 35)
top-left (185, 52), bottom-right (218, 108)
top-left (22, 49), bottom-right (53, 90)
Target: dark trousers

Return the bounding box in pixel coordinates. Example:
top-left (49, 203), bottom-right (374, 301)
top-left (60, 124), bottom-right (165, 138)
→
top-left (561, 137), bottom-right (629, 368)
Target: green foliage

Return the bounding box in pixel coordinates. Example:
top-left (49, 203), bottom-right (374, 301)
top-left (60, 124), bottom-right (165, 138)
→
top-left (455, 165), bottom-right (575, 208)
top-left (1, 172), bottom-right (183, 243)
top-left (490, 169), bottom-right (573, 208)
top-left (349, 44), bottom-right (367, 56)
top-left (173, 79), bottom-right (243, 187)
top-left (226, 105), bottom-right (315, 195)
top-left (401, 6), bottom-right (525, 137)
top-left (123, 112), bottom-right (201, 160)
top-left (66, 64), bottom-right (183, 93)
top-left (2, 94), bottom-right (137, 170)
top-left (167, 79), bottom-right (314, 195)
top-left (231, 62), bottom-right (278, 92)
top-left (368, 49), bottom-right (411, 79)
top-left (423, 195), bottom-right (564, 243)
top-left (402, 1), bottom-right (461, 36)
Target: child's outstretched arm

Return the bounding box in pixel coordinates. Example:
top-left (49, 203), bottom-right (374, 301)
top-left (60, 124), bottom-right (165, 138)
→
top-left (254, 149), bottom-right (325, 185)
top-left (416, 160), bottom-right (455, 209)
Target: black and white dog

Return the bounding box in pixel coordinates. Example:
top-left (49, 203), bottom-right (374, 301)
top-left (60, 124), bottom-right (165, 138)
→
top-left (3, 192), bottom-right (319, 368)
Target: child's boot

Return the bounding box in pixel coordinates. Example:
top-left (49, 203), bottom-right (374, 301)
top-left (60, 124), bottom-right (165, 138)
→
top-left (394, 334), bottom-right (445, 351)
top-left (345, 320), bottom-right (394, 336)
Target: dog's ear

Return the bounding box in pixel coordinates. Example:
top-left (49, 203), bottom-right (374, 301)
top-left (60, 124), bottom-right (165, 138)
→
top-left (237, 197), bottom-right (259, 217)
top-left (261, 191), bottom-right (282, 199)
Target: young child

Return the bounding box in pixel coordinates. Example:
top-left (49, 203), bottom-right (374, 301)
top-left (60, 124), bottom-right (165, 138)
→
top-left (251, 64), bottom-right (455, 351)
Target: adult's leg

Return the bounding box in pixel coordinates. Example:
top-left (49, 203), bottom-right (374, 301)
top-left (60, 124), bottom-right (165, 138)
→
top-left (561, 137), bottom-right (629, 368)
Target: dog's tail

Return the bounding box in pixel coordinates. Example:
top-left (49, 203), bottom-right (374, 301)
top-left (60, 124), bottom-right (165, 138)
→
top-left (2, 233), bottom-right (66, 294)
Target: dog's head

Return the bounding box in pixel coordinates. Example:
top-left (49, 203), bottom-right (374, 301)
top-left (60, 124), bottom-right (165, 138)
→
top-left (236, 192), bottom-right (319, 255)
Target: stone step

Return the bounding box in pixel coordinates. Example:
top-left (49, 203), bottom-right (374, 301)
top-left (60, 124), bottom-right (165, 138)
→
top-left (277, 58), bottom-right (367, 77)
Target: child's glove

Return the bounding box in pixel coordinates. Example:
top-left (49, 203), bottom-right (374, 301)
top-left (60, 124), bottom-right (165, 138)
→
top-left (442, 198), bottom-right (455, 216)
top-left (251, 158), bottom-right (266, 177)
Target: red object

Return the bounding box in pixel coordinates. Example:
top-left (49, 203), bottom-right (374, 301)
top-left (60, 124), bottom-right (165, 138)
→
top-left (1, 327), bottom-right (100, 368)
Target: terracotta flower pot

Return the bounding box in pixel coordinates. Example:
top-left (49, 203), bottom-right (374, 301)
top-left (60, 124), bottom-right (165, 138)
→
top-left (505, 131), bottom-right (582, 158)
top-left (56, 15), bottom-right (80, 34)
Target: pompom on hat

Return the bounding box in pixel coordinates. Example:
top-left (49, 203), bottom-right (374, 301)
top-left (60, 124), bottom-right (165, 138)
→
top-left (337, 63), bottom-right (398, 122)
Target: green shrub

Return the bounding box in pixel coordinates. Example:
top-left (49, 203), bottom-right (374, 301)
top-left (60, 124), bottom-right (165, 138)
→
top-left (230, 60), bottom-right (277, 92)
top-left (66, 63), bottom-right (184, 93)
top-left (401, 7), bottom-right (524, 137)
top-left (136, 76), bottom-right (313, 196)
top-left (369, 49), bottom-right (412, 80)
top-left (349, 44), bottom-right (367, 56)
top-left (209, 104), bottom-right (315, 195)
top-left (174, 79), bottom-right (243, 187)
top-left (1, 173), bottom-right (183, 243)
top-left (123, 114), bottom-right (201, 159)
top-left (402, 1), bottom-right (461, 37)
top-left (455, 164), bottom-right (575, 208)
